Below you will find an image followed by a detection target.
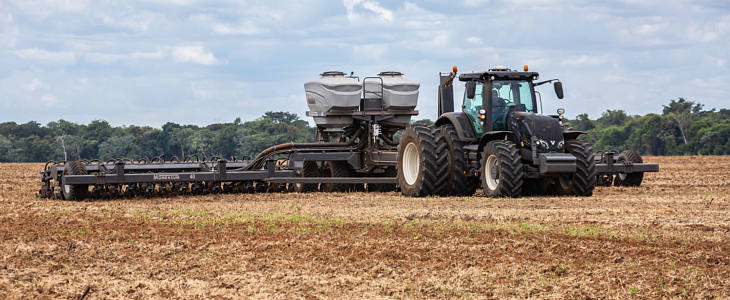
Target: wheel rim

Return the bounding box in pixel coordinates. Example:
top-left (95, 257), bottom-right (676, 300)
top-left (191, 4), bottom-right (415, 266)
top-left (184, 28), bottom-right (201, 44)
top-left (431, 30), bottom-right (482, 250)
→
top-left (485, 154), bottom-right (499, 190)
top-left (617, 172), bottom-right (628, 181)
top-left (558, 175), bottom-right (572, 191)
top-left (402, 142), bottom-right (420, 186)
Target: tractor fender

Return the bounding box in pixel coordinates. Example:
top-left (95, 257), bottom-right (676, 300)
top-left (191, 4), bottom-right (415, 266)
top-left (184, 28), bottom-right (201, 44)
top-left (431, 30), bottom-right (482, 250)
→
top-left (477, 131), bottom-right (515, 153)
top-left (435, 112), bottom-right (477, 141)
top-left (563, 130), bottom-right (585, 141)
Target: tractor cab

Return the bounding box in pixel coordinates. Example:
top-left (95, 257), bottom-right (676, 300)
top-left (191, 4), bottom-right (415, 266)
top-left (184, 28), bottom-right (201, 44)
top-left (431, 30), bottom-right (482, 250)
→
top-left (458, 66), bottom-right (542, 135)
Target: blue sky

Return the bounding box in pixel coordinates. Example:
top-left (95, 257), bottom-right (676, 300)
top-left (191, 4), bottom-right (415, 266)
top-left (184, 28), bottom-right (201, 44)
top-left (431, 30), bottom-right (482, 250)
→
top-left (1, 0), bottom-right (729, 127)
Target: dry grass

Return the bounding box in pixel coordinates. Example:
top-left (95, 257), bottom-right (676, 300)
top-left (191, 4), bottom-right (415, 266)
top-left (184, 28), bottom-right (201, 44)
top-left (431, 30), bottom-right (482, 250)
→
top-left (1, 156), bottom-right (729, 299)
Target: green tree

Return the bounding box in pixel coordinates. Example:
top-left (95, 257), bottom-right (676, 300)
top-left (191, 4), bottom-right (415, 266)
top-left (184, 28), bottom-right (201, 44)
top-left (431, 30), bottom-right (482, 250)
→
top-left (410, 119), bottom-right (434, 127)
top-left (569, 113), bottom-right (595, 131)
top-left (0, 135), bottom-right (12, 162)
top-left (98, 135), bottom-right (141, 160)
top-left (662, 98), bottom-right (703, 145)
top-left (596, 109), bottom-right (628, 127)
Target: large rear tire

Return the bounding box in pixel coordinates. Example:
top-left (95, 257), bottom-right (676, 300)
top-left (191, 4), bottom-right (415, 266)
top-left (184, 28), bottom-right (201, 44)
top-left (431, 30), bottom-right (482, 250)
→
top-left (480, 140), bottom-right (523, 197)
top-left (397, 126), bottom-right (447, 197)
top-left (614, 150), bottom-right (644, 187)
top-left (61, 161), bottom-right (89, 201)
top-left (439, 124), bottom-right (478, 196)
top-left (565, 140), bottom-right (597, 196)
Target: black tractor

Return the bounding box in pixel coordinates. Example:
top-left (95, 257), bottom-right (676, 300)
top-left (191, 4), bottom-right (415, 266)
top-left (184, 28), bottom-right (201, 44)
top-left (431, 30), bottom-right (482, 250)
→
top-left (397, 66), bottom-right (597, 197)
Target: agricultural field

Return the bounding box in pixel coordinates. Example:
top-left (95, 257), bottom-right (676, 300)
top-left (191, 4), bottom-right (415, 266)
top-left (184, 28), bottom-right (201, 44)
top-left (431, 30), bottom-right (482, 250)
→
top-left (0, 156), bottom-right (729, 299)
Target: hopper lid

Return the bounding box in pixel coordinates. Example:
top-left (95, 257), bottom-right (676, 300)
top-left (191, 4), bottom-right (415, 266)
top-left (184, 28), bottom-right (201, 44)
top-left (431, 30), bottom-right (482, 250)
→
top-left (378, 71), bottom-right (403, 76)
top-left (321, 71), bottom-right (346, 77)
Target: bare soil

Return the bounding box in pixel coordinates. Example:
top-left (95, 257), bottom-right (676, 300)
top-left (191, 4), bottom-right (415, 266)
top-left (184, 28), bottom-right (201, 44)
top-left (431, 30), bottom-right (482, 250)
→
top-left (1, 156), bottom-right (729, 299)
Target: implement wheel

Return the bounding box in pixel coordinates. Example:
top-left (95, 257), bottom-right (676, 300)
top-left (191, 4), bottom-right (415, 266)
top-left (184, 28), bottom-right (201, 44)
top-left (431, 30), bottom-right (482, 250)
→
top-left (61, 161), bottom-right (90, 201)
top-left (321, 161), bottom-right (353, 192)
top-left (614, 150), bottom-right (644, 187)
top-left (369, 167), bottom-right (397, 192)
top-left (291, 161), bottom-right (319, 193)
top-left (480, 140), bottom-right (523, 197)
top-left (397, 126), bottom-right (447, 197)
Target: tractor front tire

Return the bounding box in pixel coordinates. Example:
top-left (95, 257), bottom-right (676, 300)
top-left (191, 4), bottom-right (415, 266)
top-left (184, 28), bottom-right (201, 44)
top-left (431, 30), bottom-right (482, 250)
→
top-left (480, 140), bottom-right (523, 198)
top-left (61, 161), bottom-right (90, 201)
top-left (565, 140), bottom-right (597, 196)
top-left (397, 126), bottom-right (447, 197)
top-left (614, 150), bottom-right (644, 187)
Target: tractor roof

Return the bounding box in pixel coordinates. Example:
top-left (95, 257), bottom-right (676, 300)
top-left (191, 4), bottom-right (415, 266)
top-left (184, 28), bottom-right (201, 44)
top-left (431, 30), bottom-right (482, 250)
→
top-left (458, 69), bottom-right (539, 82)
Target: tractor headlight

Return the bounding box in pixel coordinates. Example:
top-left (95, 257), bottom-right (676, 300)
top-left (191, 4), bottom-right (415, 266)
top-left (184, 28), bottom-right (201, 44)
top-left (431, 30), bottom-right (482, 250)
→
top-left (557, 141), bottom-right (564, 150)
top-left (536, 139), bottom-right (549, 150)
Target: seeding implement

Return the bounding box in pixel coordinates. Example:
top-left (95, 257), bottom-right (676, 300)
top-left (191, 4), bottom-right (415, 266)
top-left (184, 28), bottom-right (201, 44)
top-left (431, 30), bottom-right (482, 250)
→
top-left (39, 67), bottom-right (658, 200)
top-left (39, 71), bottom-right (416, 200)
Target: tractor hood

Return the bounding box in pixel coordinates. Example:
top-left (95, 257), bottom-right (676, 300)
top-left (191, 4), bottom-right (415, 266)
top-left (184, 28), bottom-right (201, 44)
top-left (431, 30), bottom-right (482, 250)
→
top-left (511, 111), bottom-right (564, 152)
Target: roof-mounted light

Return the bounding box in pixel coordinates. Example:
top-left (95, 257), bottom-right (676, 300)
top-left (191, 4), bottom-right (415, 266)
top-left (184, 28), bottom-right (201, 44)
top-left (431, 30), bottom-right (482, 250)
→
top-left (523, 65), bottom-right (529, 71)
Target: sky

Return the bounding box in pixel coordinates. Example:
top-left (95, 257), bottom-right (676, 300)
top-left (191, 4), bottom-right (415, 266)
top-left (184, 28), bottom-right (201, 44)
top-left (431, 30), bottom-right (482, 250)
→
top-left (0, 0), bottom-right (729, 127)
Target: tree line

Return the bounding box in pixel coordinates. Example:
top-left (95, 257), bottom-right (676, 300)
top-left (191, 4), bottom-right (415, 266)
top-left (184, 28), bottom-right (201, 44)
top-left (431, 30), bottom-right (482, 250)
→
top-left (0, 112), bottom-right (315, 162)
top-left (566, 98), bottom-right (729, 155)
top-left (0, 98), bottom-right (727, 162)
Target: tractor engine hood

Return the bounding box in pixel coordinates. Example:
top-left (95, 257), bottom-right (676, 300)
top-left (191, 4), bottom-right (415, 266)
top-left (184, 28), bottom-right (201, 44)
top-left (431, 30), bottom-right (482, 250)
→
top-left (510, 111), bottom-right (564, 152)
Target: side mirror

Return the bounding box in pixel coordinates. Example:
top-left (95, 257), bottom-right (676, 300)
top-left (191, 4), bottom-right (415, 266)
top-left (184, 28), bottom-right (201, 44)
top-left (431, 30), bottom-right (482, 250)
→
top-left (554, 81), bottom-right (564, 99)
top-left (466, 81), bottom-right (476, 99)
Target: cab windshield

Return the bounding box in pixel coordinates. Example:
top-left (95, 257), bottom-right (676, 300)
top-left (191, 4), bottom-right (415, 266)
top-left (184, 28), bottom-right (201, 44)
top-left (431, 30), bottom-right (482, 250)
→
top-left (491, 80), bottom-right (535, 131)
top-left (463, 80), bottom-right (536, 134)
top-left (492, 80), bottom-right (535, 112)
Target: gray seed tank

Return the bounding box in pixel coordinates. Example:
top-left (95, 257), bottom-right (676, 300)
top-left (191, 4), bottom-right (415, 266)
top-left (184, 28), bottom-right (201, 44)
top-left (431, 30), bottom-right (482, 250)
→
top-left (363, 72), bottom-right (420, 128)
top-left (304, 71), bottom-right (362, 130)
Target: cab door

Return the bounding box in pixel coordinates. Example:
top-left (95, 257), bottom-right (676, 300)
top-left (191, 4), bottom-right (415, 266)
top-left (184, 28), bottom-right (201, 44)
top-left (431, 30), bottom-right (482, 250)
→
top-left (462, 81), bottom-right (484, 135)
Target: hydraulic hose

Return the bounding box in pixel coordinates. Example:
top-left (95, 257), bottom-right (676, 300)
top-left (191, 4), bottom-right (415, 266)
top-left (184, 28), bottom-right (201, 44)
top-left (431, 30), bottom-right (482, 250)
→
top-left (242, 127), bottom-right (363, 171)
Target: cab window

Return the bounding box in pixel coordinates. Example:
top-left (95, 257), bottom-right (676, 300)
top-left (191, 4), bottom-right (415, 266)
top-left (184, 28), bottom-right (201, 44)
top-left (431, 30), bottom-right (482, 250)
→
top-left (463, 81), bottom-right (483, 135)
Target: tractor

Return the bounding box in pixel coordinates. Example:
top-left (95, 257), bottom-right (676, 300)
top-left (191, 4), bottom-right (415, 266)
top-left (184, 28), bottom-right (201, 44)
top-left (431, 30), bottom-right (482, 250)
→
top-left (397, 65), bottom-right (650, 197)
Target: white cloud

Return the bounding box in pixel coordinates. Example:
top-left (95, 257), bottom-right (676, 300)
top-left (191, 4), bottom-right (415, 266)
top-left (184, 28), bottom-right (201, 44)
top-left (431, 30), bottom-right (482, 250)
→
top-left (172, 45), bottom-right (220, 66)
top-left (41, 94), bottom-right (57, 106)
top-left (144, 0), bottom-right (197, 5)
top-left (466, 36), bottom-right (483, 45)
top-left (212, 22), bottom-right (265, 35)
top-left (14, 48), bottom-right (76, 65)
top-left (23, 78), bottom-right (47, 92)
top-left (8, 0), bottom-right (89, 19)
top-left (344, 0), bottom-right (393, 23)
top-left (464, 0), bottom-right (489, 7)
top-left (99, 12), bottom-right (156, 32)
top-left (353, 44), bottom-right (388, 60)
top-left (560, 55), bottom-right (606, 67)
top-left (84, 50), bottom-right (166, 64)
top-left (0, 6), bottom-right (17, 48)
